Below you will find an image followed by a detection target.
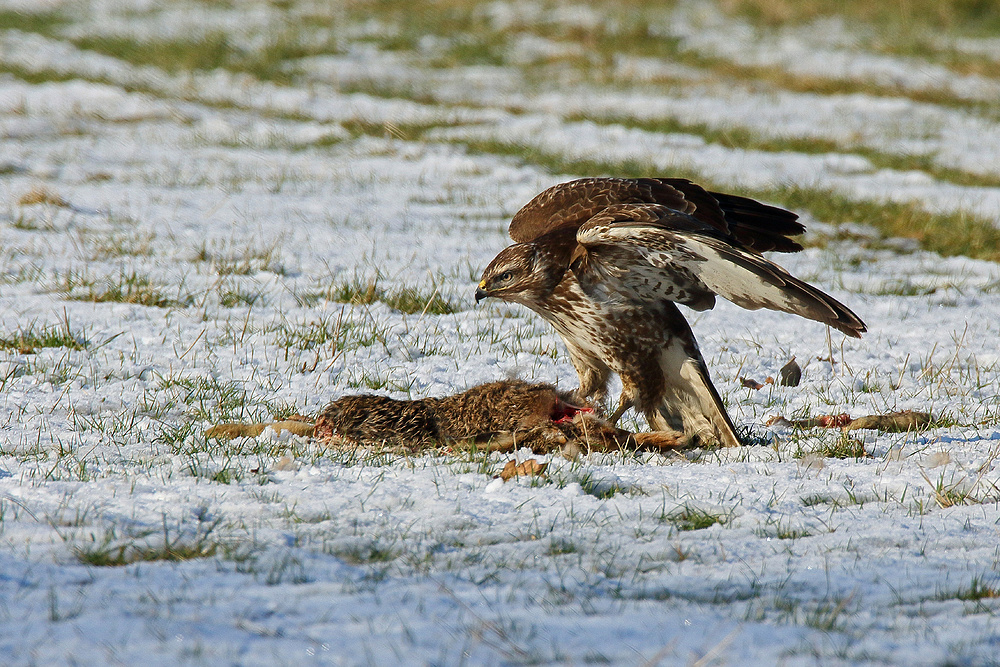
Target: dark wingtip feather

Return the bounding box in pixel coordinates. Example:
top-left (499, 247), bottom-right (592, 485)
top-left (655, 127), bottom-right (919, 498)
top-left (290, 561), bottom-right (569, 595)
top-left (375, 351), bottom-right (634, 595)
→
top-left (807, 284), bottom-right (866, 338)
top-left (837, 318), bottom-right (867, 339)
top-left (708, 191), bottom-right (805, 253)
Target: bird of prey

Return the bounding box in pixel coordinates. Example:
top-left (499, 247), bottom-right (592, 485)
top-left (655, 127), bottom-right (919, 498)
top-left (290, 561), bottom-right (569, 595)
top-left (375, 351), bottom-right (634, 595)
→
top-left (475, 177), bottom-right (865, 447)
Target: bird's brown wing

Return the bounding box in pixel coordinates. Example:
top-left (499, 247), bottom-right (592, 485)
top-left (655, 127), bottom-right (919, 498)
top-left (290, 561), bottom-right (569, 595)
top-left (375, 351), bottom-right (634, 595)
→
top-left (509, 177), bottom-right (804, 253)
top-left (573, 205), bottom-right (867, 338)
top-left (509, 178), bottom-right (694, 243)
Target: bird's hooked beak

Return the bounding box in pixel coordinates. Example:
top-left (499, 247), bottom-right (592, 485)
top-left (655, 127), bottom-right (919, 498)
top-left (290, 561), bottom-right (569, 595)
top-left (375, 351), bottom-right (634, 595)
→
top-left (568, 245), bottom-right (588, 273)
top-left (474, 279), bottom-right (489, 304)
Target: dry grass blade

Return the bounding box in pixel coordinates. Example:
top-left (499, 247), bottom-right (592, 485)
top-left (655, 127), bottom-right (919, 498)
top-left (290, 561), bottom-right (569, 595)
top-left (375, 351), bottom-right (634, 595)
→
top-left (18, 185), bottom-right (70, 207)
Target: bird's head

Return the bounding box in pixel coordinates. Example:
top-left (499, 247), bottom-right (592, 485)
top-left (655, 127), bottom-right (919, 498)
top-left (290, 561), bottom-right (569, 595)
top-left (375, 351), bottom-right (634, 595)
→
top-left (476, 244), bottom-right (546, 306)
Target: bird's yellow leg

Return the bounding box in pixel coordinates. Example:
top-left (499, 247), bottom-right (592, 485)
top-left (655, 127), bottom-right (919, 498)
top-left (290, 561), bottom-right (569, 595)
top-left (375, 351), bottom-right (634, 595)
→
top-left (607, 394), bottom-right (634, 426)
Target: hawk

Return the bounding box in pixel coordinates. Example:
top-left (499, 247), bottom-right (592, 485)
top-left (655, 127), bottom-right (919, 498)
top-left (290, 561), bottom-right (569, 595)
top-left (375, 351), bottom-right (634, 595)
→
top-left (475, 178), bottom-right (865, 447)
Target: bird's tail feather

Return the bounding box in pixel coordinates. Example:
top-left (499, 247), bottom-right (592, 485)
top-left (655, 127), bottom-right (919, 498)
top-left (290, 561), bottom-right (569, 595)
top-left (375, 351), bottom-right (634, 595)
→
top-left (647, 333), bottom-right (742, 448)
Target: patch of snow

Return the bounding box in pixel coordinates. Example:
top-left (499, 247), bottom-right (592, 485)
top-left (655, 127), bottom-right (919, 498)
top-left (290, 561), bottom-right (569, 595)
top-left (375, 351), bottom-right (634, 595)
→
top-left (0, 2), bottom-right (998, 664)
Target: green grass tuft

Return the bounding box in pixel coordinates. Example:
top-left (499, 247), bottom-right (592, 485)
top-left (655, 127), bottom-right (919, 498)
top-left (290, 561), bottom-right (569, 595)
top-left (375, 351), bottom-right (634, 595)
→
top-left (0, 320), bottom-right (87, 353)
top-left (71, 24), bottom-right (338, 83)
top-left (58, 270), bottom-right (192, 309)
top-left (74, 33), bottom-right (230, 74)
top-left (720, 0), bottom-right (1000, 37)
top-left (158, 375), bottom-right (278, 424)
top-left (954, 577), bottom-right (1000, 601)
top-left (796, 433), bottom-right (868, 460)
top-left (316, 274), bottom-right (459, 315)
top-left (663, 505), bottom-right (729, 531)
top-left (74, 518), bottom-right (225, 567)
top-left (76, 539), bottom-right (220, 566)
top-left (0, 9), bottom-right (66, 34)
top-left (327, 541), bottom-right (400, 565)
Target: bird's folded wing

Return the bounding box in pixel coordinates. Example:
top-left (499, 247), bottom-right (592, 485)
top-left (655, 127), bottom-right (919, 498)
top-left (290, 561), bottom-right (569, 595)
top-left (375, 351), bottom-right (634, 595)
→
top-left (575, 217), bottom-right (866, 338)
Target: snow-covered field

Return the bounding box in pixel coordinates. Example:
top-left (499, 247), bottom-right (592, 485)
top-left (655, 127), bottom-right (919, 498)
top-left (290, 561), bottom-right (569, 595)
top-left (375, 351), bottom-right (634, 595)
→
top-left (2, 1), bottom-right (1000, 664)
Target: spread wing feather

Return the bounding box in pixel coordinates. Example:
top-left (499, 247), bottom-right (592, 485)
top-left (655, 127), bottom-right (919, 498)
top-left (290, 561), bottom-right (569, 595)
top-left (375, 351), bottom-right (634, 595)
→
top-left (509, 178), bottom-right (694, 243)
top-left (573, 206), bottom-right (866, 338)
top-left (510, 178), bottom-right (804, 253)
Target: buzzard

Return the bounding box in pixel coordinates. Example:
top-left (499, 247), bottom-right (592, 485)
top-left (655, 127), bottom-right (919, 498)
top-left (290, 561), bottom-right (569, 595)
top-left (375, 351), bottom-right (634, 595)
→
top-left (475, 178), bottom-right (865, 447)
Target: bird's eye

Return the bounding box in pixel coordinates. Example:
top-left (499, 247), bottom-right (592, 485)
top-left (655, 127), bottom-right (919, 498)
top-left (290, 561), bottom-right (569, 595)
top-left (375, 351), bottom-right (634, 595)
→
top-left (499, 271), bottom-right (513, 282)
